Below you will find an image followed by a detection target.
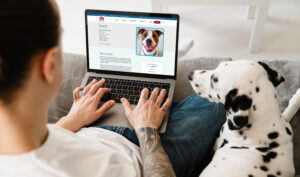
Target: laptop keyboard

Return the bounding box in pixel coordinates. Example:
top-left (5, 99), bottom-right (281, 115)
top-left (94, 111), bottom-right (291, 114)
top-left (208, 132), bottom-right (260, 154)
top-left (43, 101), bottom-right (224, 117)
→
top-left (86, 76), bottom-right (170, 105)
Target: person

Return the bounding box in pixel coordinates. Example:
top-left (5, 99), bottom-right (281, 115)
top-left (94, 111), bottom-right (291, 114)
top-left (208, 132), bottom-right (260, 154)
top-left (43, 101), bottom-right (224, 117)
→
top-left (0, 0), bottom-right (226, 177)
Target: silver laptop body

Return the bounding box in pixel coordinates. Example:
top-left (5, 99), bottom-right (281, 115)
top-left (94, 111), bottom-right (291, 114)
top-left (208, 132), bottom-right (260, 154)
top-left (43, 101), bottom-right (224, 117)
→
top-left (82, 10), bottom-right (179, 133)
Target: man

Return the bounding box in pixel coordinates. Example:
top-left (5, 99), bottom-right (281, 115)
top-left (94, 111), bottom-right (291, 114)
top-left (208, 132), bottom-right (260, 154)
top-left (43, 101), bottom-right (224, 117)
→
top-left (0, 0), bottom-right (226, 176)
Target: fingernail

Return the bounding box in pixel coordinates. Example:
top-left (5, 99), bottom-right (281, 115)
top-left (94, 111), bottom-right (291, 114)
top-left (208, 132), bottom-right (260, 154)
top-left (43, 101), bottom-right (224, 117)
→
top-left (93, 79), bottom-right (97, 82)
top-left (120, 98), bottom-right (124, 102)
top-left (110, 100), bottom-right (115, 105)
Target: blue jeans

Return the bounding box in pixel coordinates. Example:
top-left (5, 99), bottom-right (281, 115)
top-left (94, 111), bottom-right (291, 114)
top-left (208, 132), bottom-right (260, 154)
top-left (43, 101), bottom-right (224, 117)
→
top-left (95, 94), bottom-right (226, 177)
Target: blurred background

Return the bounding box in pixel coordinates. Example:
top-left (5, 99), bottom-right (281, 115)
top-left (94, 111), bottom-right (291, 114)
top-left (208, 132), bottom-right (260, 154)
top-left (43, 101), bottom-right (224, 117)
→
top-left (56, 0), bottom-right (300, 60)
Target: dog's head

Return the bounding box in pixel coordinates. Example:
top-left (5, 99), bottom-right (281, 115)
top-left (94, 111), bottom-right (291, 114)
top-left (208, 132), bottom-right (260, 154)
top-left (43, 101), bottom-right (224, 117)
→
top-left (138, 29), bottom-right (163, 53)
top-left (189, 60), bottom-right (285, 130)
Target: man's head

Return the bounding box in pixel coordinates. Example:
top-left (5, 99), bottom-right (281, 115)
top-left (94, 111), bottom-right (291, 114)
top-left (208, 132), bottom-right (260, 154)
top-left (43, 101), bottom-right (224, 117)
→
top-left (0, 0), bottom-right (62, 106)
top-left (188, 60), bottom-right (284, 130)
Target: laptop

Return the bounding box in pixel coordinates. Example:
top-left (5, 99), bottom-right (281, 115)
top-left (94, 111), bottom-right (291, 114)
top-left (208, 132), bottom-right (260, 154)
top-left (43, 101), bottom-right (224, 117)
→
top-left (81, 9), bottom-right (179, 133)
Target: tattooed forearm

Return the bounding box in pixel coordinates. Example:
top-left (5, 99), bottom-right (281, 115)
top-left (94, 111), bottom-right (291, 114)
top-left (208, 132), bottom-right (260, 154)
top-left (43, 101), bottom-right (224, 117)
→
top-left (136, 127), bottom-right (176, 177)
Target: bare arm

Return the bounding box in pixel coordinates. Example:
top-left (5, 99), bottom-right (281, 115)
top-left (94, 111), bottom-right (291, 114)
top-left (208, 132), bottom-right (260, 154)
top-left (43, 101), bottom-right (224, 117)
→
top-left (121, 88), bottom-right (176, 177)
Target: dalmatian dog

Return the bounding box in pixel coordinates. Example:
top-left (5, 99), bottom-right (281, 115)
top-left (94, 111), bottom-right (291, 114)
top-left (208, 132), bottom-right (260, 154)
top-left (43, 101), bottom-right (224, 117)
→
top-left (188, 60), bottom-right (300, 177)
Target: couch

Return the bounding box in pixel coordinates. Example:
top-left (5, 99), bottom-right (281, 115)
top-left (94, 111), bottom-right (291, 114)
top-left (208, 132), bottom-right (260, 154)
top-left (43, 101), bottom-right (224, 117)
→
top-left (48, 53), bottom-right (300, 176)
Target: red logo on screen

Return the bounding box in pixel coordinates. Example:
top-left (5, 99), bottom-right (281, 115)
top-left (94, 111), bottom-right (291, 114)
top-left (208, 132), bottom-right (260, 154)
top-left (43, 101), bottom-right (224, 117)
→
top-left (99, 17), bottom-right (104, 21)
top-left (154, 21), bottom-right (161, 24)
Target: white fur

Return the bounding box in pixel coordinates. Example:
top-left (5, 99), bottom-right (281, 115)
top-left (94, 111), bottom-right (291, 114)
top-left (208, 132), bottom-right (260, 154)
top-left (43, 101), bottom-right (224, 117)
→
top-left (189, 60), bottom-right (298, 177)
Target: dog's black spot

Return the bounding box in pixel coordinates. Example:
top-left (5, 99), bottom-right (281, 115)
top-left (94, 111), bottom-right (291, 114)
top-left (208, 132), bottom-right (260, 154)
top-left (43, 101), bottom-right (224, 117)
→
top-left (225, 89), bottom-right (252, 112)
top-left (208, 94), bottom-right (212, 99)
top-left (233, 116), bottom-right (249, 128)
top-left (268, 132), bottom-right (279, 139)
top-left (254, 166), bottom-right (258, 169)
top-left (200, 71), bottom-right (206, 74)
top-left (273, 123), bottom-right (276, 127)
top-left (195, 84), bottom-right (199, 87)
top-left (239, 130), bottom-right (243, 135)
top-left (275, 94), bottom-right (277, 99)
top-left (230, 146), bottom-right (249, 149)
top-left (217, 94), bottom-right (220, 99)
top-left (249, 92), bottom-right (252, 95)
top-left (228, 119), bottom-right (242, 130)
top-left (253, 105), bottom-right (257, 111)
top-left (267, 151), bottom-right (277, 159)
top-left (276, 171), bottom-right (281, 175)
top-left (260, 165), bottom-right (269, 172)
top-left (285, 127), bottom-right (292, 135)
top-left (269, 142), bottom-right (279, 148)
top-left (250, 80), bottom-right (253, 84)
top-left (262, 155), bottom-right (271, 163)
top-left (220, 139), bottom-right (228, 148)
top-left (198, 92), bottom-right (201, 95)
top-left (256, 87), bottom-right (260, 93)
top-left (221, 126), bottom-right (224, 133)
top-left (246, 124), bottom-right (252, 128)
top-left (267, 175), bottom-right (276, 177)
top-left (256, 147), bottom-right (271, 152)
top-left (243, 136), bottom-right (247, 140)
top-left (248, 175), bottom-right (254, 177)
top-left (213, 77), bottom-right (218, 83)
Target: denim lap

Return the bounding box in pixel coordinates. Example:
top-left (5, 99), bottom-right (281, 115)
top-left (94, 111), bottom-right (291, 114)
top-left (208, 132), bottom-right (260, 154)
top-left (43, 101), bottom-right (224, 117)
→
top-left (96, 94), bottom-right (226, 177)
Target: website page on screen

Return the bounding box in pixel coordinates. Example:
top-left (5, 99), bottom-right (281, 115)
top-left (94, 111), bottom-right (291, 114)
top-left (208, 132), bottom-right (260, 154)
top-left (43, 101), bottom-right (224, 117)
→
top-left (87, 13), bottom-right (177, 76)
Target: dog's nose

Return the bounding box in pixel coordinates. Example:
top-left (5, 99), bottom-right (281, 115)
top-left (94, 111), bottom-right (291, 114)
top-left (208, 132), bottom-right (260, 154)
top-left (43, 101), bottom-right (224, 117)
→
top-left (146, 39), bottom-right (152, 46)
top-left (188, 71), bottom-right (194, 81)
top-left (233, 116), bottom-right (248, 128)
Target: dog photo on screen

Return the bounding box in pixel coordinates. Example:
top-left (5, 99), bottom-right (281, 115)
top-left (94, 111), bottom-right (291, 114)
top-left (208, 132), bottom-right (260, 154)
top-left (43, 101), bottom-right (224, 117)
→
top-left (136, 28), bottom-right (164, 57)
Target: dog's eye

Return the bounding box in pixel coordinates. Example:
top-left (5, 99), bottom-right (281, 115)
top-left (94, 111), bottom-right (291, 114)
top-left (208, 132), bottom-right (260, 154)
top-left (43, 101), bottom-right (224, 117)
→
top-left (143, 32), bottom-right (148, 38)
top-left (152, 33), bottom-right (157, 38)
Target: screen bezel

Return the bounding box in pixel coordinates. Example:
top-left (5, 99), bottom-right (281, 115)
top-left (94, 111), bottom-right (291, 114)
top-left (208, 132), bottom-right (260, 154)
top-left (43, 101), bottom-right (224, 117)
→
top-left (85, 9), bottom-right (179, 80)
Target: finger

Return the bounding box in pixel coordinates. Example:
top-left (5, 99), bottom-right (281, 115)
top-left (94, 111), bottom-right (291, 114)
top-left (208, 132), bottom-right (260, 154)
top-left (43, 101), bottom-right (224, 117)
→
top-left (94, 88), bottom-right (111, 103)
top-left (73, 86), bottom-right (84, 100)
top-left (121, 98), bottom-right (133, 118)
top-left (155, 89), bottom-right (167, 107)
top-left (89, 78), bottom-right (106, 96)
top-left (138, 88), bottom-right (149, 104)
top-left (149, 87), bottom-right (160, 102)
top-left (161, 98), bottom-right (171, 114)
top-left (83, 79), bottom-right (97, 95)
top-left (94, 100), bottom-right (116, 118)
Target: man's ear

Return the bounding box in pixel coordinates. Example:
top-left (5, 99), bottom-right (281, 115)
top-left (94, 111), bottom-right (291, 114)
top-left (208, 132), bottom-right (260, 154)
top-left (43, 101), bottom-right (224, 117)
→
top-left (42, 48), bottom-right (57, 83)
top-left (138, 28), bottom-right (145, 35)
top-left (258, 61), bottom-right (285, 87)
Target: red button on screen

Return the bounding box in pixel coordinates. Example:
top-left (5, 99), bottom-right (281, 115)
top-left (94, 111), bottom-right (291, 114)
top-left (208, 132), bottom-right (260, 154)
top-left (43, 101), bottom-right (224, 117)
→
top-left (154, 21), bottom-right (161, 24)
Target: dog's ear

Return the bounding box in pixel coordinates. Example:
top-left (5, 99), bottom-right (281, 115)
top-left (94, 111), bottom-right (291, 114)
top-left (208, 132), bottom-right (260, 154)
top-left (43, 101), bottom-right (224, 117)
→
top-left (138, 28), bottom-right (146, 35)
top-left (258, 62), bottom-right (285, 87)
top-left (225, 89), bottom-right (252, 130)
top-left (155, 30), bottom-right (163, 37)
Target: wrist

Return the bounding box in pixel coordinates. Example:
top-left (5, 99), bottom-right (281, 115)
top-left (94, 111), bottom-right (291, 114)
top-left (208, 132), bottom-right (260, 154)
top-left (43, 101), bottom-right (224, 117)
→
top-left (56, 115), bottom-right (83, 132)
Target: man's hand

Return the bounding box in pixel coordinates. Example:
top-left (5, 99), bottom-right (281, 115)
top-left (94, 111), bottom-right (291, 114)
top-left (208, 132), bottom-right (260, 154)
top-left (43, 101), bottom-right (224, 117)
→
top-left (56, 78), bottom-right (116, 132)
top-left (121, 88), bottom-right (171, 130)
top-left (121, 88), bottom-right (176, 177)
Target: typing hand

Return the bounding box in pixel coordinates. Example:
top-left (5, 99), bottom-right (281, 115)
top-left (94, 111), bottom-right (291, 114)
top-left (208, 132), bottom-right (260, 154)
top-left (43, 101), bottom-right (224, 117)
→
top-left (120, 88), bottom-right (171, 130)
top-left (56, 78), bottom-right (116, 132)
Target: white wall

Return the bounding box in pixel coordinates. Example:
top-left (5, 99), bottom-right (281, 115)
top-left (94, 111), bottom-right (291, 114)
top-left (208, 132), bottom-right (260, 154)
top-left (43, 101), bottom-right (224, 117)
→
top-left (56, 0), bottom-right (152, 55)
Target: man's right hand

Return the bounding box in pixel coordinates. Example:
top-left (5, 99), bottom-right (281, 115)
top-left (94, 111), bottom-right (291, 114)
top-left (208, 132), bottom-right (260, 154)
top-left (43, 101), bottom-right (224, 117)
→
top-left (120, 88), bottom-right (171, 130)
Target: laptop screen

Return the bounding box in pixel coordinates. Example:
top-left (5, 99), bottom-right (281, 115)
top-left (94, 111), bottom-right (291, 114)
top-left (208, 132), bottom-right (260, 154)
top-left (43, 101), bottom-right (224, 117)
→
top-left (85, 10), bottom-right (179, 78)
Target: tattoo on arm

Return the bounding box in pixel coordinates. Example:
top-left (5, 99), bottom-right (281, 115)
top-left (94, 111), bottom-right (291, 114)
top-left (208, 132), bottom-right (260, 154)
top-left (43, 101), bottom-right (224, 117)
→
top-left (136, 127), bottom-right (176, 177)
